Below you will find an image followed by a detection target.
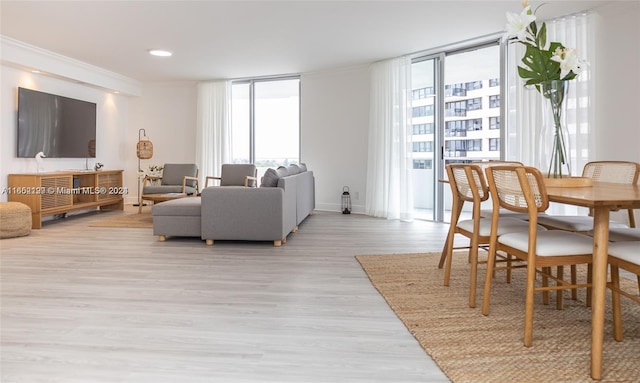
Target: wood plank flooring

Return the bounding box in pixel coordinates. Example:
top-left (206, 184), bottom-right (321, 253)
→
top-left (1, 206), bottom-right (453, 383)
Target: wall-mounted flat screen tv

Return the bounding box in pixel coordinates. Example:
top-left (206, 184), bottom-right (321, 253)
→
top-left (17, 87), bottom-right (97, 158)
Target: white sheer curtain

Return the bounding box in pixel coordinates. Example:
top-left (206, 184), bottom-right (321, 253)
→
top-left (506, 12), bottom-right (594, 173)
top-left (365, 56), bottom-right (414, 221)
top-left (506, 12), bottom-right (594, 214)
top-left (196, 81), bottom-right (232, 186)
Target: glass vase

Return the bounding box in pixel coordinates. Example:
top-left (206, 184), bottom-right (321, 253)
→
top-left (539, 80), bottom-right (571, 178)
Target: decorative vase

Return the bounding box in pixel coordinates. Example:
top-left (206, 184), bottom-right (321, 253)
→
top-left (538, 80), bottom-right (571, 178)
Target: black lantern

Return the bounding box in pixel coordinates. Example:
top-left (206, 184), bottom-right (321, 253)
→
top-left (342, 186), bottom-right (351, 214)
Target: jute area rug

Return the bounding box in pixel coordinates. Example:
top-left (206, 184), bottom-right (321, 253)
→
top-left (356, 252), bottom-right (639, 383)
top-left (88, 212), bottom-right (152, 228)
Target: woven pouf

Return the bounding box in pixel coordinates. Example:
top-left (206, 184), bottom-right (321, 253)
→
top-left (0, 202), bottom-right (32, 239)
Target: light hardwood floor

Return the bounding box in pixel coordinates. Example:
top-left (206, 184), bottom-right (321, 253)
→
top-left (1, 206), bottom-right (453, 383)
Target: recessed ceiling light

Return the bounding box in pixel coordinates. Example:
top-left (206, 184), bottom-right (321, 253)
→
top-left (31, 70), bottom-right (41, 73)
top-left (148, 49), bottom-right (173, 57)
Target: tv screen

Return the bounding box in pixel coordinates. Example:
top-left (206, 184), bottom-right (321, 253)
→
top-left (17, 87), bottom-right (97, 158)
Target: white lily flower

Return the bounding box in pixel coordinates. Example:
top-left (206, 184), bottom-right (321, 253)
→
top-left (551, 47), bottom-right (585, 79)
top-left (505, 6), bottom-right (536, 42)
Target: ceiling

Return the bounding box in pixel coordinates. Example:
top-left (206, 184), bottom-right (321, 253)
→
top-left (0, 1), bottom-right (611, 83)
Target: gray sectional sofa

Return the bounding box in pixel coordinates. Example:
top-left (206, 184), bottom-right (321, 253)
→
top-left (152, 164), bottom-right (315, 246)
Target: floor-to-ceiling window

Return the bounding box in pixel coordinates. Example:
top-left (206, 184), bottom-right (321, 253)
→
top-left (231, 77), bottom-right (300, 179)
top-left (411, 41), bottom-right (502, 222)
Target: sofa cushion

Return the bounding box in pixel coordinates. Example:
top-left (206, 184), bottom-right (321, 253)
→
top-left (152, 197), bottom-right (202, 217)
top-left (277, 166), bottom-right (289, 177)
top-left (298, 163), bottom-right (307, 172)
top-left (261, 168), bottom-right (280, 187)
top-left (287, 164), bottom-right (301, 175)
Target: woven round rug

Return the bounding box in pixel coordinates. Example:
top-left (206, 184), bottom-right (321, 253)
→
top-left (356, 252), bottom-right (639, 383)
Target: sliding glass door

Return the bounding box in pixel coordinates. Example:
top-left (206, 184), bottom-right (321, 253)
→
top-left (411, 42), bottom-right (502, 222)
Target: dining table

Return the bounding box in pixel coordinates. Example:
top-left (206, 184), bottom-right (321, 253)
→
top-left (545, 181), bottom-right (640, 380)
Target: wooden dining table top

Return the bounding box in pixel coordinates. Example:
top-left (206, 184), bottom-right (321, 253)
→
top-left (545, 181), bottom-right (640, 208)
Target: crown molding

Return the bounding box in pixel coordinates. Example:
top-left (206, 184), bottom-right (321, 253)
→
top-left (1, 35), bottom-right (142, 96)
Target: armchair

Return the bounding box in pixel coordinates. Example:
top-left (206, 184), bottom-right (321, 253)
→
top-left (205, 164), bottom-right (258, 188)
top-left (139, 163), bottom-right (199, 212)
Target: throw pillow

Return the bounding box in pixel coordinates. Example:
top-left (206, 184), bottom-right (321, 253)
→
top-left (287, 164), bottom-right (300, 175)
top-left (298, 163), bottom-right (307, 172)
top-left (277, 166), bottom-right (289, 177)
top-left (260, 168), bottom-right (279, 187)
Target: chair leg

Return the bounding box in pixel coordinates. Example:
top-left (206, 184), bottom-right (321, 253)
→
top-left (556, 266), bottom-right (564, 310)
top-left (586, 264), bottom-right (593, 307)
top-left (570, 264), bottom-right (578, 300)
top-left (611, 265), bottom-right (623, 342)
top-left (524, 263), bottom-right (537, 347)
top-left (506, 253), bottom-right (512, 283)
top-left (482, 242), bottom-right (498, 316)
top-left (542, 267), bottom-right (550, 305)
top-left (468, 236), bottom-right (480, 308)
top-left (442, 224), bottom-right (458, 287)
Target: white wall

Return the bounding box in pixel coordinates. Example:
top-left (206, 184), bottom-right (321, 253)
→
top-left (0, 65), bottom-right (130, 202)
top-left (593, 1), bottom-right (640, 164)
top-left (301, 65), bottom-right (370, 213)
top-left (126, 82), bottom-right (197, 204)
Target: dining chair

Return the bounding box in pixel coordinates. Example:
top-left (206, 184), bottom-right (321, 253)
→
top-left (440, 163), bottom-right (531, 308)
top-left (537, 161), bottom-right (639, 231)
top-left (607, 241), bottom-right (640, 342)
top-left (537, 161), bottom-right (639, 301)
top-left (482, 165), bottom-right (594, 347)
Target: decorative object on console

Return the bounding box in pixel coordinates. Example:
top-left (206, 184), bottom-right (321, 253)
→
top-left (135, 129), bottom-right (153, 206)
top-left (94, 162), bottom-right (104, 171)
top-left (504, 0), bottom-right (587, 178)
top-left (34, 151), bottom-right (45, 173)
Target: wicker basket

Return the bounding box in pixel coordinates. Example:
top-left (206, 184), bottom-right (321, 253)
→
top-left (136, 140), bottom-right (153, 159)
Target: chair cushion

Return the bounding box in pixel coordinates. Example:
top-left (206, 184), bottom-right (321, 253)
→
top-left (143, 185), bottom-right (197, 195)
top-left (480, 208), bottom-right (546, 221)
top-left (600, 228), bottom-right (640, 242)
top-left (161, 164), bottom-right (198, 187)
top-left (458, 217), bottom-right (539, 237)
top-left (537, 215), bottom-right (629, 232)
top-left (608, 241), bottom-right (640, 265)
top-left (498, 230), bottom-right (594, 256)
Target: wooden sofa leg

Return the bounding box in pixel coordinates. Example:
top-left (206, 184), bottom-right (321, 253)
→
top-left (273, 240), bottom-right (282, 247)
top-left (158, 235), bottom-right (166, 241)
top-left (206, 239), bottom-right (214, 246)
top-left (292, 226), bottom-right (299, 233)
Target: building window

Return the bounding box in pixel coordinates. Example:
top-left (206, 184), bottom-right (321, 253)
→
top-left (466, 97), bottom-right (482, 111)
top-left (412, 87), bottom-right (434, 100)
top-left (412, 105), bottom-right (434, 117)
top-left (489, 78), bottom-right (500, 87)
top-left (489, 116), bottom-right (500, 130)
top-left (489, 138), bottom-right (500, 151)
top-left (446, 100), bottom-right (467, 117)
top-left (489, 95), bottom-right (500, 108)
top-left (412, 123), bottom-right (434, 135)
top-left (412, 141), bottom-right (434, 152)
top-left (413, 159), bottom-right (433, 169)
top-left (465, 81), bottom-right (483, 91)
